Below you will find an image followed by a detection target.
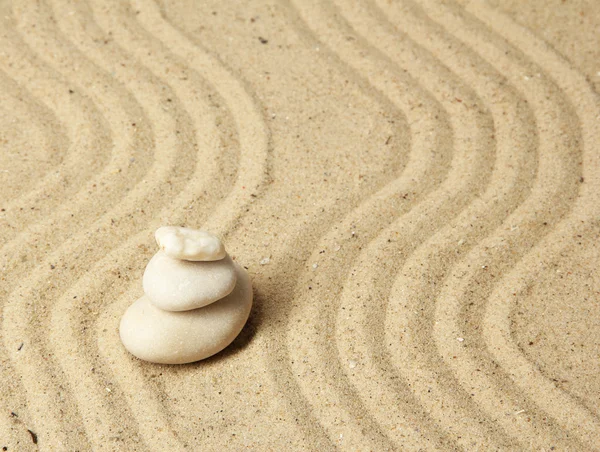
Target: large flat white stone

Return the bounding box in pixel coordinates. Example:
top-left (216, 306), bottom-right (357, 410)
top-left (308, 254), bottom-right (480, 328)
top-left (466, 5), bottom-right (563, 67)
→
top-left (120, 263), bottom-right (252, 364)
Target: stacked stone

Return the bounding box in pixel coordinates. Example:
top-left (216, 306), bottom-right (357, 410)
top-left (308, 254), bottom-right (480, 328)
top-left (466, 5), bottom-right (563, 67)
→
top-left (120, 227), bottom-right (252, 364)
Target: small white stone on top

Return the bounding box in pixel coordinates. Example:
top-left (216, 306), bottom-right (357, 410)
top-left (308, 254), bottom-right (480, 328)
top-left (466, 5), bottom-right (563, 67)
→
top-left (155, 226), bottom-right (226, 261)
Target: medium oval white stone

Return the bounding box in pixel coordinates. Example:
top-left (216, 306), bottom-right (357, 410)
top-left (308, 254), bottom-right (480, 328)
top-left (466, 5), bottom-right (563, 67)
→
top-left (143, 251), bottom-right (237, 311)
top-left (120, 263), bottom-right (252, 364)
top-left (155, 226), bottom-right (226, 261)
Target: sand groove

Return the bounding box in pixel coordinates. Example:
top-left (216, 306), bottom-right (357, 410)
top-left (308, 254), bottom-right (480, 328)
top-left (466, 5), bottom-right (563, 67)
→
top-left (332, 0), bottom-right (539, 448)
top-left (283, 0), bottom-right (499, 448)
top-left (406, 0), bottom-right (594, 448)
top-left (380, 0), bottom-right (594, 449)
top-left (0, 21), bottom-right (110, 249)
top-left (45, 0), bottom-right (268, 446)
top-left (1, 0), bottom-right (210, 445)
top-left (132, 0), bottom-right (271, 236)
top-left (471, 0), bottom-right (600, 446)
top-left (0, 5), bottom-right (115, 445)
top-left (0, 68), bottom-right (67, 208)
top-left (1, 0), bottom-right (598, 450)
top-left (7, 0), bottom-right (273, 447)
top-left (270, 1), bottom-right (447, 448)
top-left (44, 0), bottom-right (230, 446)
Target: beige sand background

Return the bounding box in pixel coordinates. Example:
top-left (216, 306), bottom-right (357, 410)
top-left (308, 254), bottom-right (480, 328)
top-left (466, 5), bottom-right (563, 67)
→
top-left (1, 0), bottom-right (599, 450)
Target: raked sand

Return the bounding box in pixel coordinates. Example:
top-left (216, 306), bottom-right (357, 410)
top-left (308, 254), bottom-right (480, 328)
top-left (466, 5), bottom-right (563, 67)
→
top-left (1, 0), bottom-right (599, 450)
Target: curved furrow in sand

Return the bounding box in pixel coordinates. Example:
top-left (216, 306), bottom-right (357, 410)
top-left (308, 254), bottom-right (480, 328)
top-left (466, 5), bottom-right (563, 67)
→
top-left (379, 0), bottom-right (589, 448)
top-left (0, 6), bottom-right (115, 444)
top-left (2, 0), bottom-right (207, 446)
top-left (282, 0), bottom-right (501, 448)
top-left (469, 0), bottom-right (600, 446)
top-left (330, 0), bottom-right (540, 449)
top-left (0, 0), bottom-right (154, 300)
top-left (0, 69), bottom-right (67, 206)
top-left (274, 1), bottom-right (441, 448)
top-left (147, 1), bottom-right (421, 448)
top-left (0, 9), bottom-right (112, 249)
top-left (48, 0), bottom-right (271, 447)
top-left (60, 243), bottom-right (186, 449)
top-left (0, 67), bottom-right (71, 442)
top-left (0, 0), bottom-right (159, 445)
top-left (416, 0), bottom-right (597, 446)
top-left (95, 0), bottom-right (286, 444)
top-left (132, 0), bottom-right (271, 237)
top-left (43, 0), bottom-right (246, 447)
top-left (2, 0), bottom-right (156, 245)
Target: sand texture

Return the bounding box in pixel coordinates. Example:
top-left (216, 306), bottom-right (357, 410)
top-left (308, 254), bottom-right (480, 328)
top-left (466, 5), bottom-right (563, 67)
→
top-left (1, 0), bottom-right (599, 450)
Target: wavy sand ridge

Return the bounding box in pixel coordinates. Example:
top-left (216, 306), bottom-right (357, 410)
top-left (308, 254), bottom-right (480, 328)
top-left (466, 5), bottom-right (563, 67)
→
top-left (333, 0), bottom-right (538, 448)
top-left (89, 0), bottom-right (269, 447)
top-left (472, 0), bottom-right (600, 443)
top-left (0, 11), bottom-right (111, 250)
top-left (0, 3), bottom-right (116, 443)
top-left (45, 0), bottom-right (231, 447)
top-left (283, 0), bottom-right (497, 448)
top-left (153, 2), bottom-right (410, 448)
top-left (0, 69), bottom-right (68, 210)
top-left (131, 0), bottom-right (270, 236)
top-left (1, 0), bottom-right (598, 450)
top-left (403, 0), bottom-right (598, 449)
top-left (380, 0), bottom-right (583, 448)
top-left (6, 0), bottom-right (268, 448)
top-left (1, 0), bottom-right (232, 447)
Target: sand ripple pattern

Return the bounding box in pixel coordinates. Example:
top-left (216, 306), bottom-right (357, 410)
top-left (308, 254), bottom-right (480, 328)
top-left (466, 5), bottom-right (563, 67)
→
top-left (0, 0), bottom-right (598, 450)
